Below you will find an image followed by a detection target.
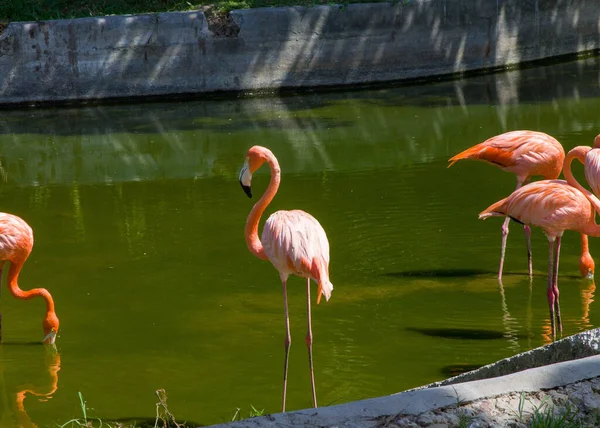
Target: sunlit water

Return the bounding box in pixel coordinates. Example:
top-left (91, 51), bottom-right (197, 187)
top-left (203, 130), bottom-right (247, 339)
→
top-left (1, 57), bottom-right (600, 426)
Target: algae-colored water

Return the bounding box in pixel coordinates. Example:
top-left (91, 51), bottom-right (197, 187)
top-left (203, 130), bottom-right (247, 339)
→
top-left (0, 57), bottom-right (599, 427)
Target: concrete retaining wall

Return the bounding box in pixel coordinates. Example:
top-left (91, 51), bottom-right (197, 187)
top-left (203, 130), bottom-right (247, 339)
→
top-left (0, 0), bottom-right (598, 105)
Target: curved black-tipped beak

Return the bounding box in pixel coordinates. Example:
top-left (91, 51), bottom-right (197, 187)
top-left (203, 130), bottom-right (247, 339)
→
top-left (240, 181), bottom-right (252, 198)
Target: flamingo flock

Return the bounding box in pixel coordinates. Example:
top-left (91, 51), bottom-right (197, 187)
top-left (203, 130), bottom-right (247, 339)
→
top-left (239, 132), bottom-right (600, 410)
top-left (2, 128), bottom-right (600, 415)
top-left (450, 131), bottom-right (600, 337)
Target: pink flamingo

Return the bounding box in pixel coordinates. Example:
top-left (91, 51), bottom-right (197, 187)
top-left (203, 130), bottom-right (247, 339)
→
top-left (0, 213), bottom-right (59, 345)
top-left (479, 180), bottom-right (600, 336)
top-left (239, 146), bottom-right (333, 412)
top-left (448, 130), bottom-right (594, 279)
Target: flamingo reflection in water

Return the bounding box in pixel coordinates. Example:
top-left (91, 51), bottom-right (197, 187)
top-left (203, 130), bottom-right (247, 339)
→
top-left (0, 347), bottom-right (60, 428)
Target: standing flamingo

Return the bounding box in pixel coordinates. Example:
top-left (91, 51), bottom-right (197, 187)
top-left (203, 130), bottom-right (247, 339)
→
top-left (479, 180), bottom-right (600, 336)
top-left (239, 146), bottom-right (333, 412)
top-left (0, 213), bottom-right (59, 345)
top-left (448, 130), bottom-right (594, 279)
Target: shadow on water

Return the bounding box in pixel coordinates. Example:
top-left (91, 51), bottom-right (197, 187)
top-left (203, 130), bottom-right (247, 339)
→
top-left (384, 268), bottom-right (494, 278)
top-left (0, 342), bottom-right (47, 346)
top-left (384, 269), bottom-right (586, 280)
top-left (406, 327), bottom-right (525, 341)
top-left (440, 363), bottom-right (485, 378)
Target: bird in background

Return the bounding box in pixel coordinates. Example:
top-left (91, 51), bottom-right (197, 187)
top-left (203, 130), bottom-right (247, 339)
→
top-left (239, 145), bottom-right (333, 412)
top-left (0, 213), bottom-right (59, 345)
top-left (479, 179), bottom-right (600, 337)
top-left (448, 130), bottom-right (594, 279)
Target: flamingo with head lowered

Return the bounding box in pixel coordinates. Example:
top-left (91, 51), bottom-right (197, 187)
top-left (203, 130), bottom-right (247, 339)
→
top-left (449, 130), bottom-right (594, 279)
top-left (239, 145), bottom-right (333, 412)
top-left (0, 213), bottom-right (59, 345)
top-left (479, 179), bottom-right (600, 337)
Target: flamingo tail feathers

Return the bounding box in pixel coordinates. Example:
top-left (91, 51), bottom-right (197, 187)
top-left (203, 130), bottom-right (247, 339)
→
top-left (316, 279), bottom-right (333, 304)
top-left (478, 197), bottom-right (509, 220)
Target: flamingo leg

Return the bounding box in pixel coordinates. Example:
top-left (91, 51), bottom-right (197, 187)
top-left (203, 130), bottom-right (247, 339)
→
top-left (306, 278), bottom-right (318, 408)
top-left (547, 239), bottom-right (556, 337)
top-left (281, 278), bottom-right (291, 413)
top-left (546, 237), bottom-right (563, 337)
top-left (553, 237), bottom-right (562, 334)
top-left (498, 178), bottom-right (526, 280)
top-left (524, 225), bottom-right (533, 278)
top-left (498, 216), bottom-right (510, 280)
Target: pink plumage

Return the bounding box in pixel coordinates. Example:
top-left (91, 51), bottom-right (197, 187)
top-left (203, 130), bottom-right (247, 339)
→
top-left (263, 210), bottom-right (333, 302)
top-left (448, 130), bottom-right (594, 280)
top-left (448, 130), bottom-right (564, 182)
top-left (479, 180), bottom-right (596, 238)
top-left (239, 145), bottom-right (332, 412)
top-left (0, 212), bottom-right (59, 344)
top-left (479, 179), bottom-right (600, 337)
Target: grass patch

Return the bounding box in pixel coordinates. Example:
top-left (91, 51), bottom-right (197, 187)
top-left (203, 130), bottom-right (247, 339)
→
top-left (59, 390), bottom-right (266, 427)
top-left (514, 393), bottom-right (584, 428)
top-left (231, 404), bottom-right (265, 421)
top-left (0, 0), bottom-right (393, 22)
top-left (60, 389), bottom-right (191, 428)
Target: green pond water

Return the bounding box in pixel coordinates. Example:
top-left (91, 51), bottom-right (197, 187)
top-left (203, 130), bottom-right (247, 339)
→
top-left (1, 57), bottom-right (600, 427)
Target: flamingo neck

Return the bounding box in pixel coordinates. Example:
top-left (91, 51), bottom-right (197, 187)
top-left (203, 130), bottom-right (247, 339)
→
top-left (564, 146), bottom-right (600, 236)
top-left (7, 260), bottom-right (55, 315)
top-left (563, 145), bottom-right (591, 195)
top-left (581, 233), bottom-right (590, 254)
top-left (245, 154), bottom-right (281, 261)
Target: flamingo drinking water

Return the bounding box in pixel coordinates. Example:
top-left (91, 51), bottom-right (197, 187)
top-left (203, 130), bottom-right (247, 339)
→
top-left (449, 130), bottom-right (594, 279)
top-left (479, 180), bottom-right (600, 337)
top-left (0, 213), bottom-right (59, 345)
top-left (239, 146), bottom-right (333, 412)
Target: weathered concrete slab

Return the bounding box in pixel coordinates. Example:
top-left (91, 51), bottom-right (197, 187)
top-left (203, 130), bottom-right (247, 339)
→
top-left (420, 327), bottom-right (600, 388)
top-left (206, 329), bottom-right (600, 428)
top-left (0, 0), bottom-right (598, 105)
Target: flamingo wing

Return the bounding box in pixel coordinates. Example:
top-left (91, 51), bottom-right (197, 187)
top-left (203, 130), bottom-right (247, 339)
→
top-left (262, 210), bottom-right (330, 280)
top-left (480, 180), bottom-right (592, 235)
top-left (0, 214), bottom-right (33, 259)
top-left (449, 131), bottom-right (564, 179)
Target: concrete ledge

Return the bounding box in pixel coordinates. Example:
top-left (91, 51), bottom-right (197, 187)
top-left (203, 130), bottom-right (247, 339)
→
top-left (421, 327), bottom-right (600, 389)
top-left (208, 330), bottom-right (600, 428)
top-left (0, 0), bottom-right (599, 105)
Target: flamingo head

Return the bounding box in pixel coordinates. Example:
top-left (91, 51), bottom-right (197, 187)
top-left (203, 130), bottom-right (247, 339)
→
top-left (239, 158), bottom-right (253, 198)
top-left (42, 312), bottom-right (60, 345)
top-left (580, 252), bottom-right (595, 280)
top-left (594, 134), bottom-right (600, 149)
top-left (239, 146), bottom-right (274, 198)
